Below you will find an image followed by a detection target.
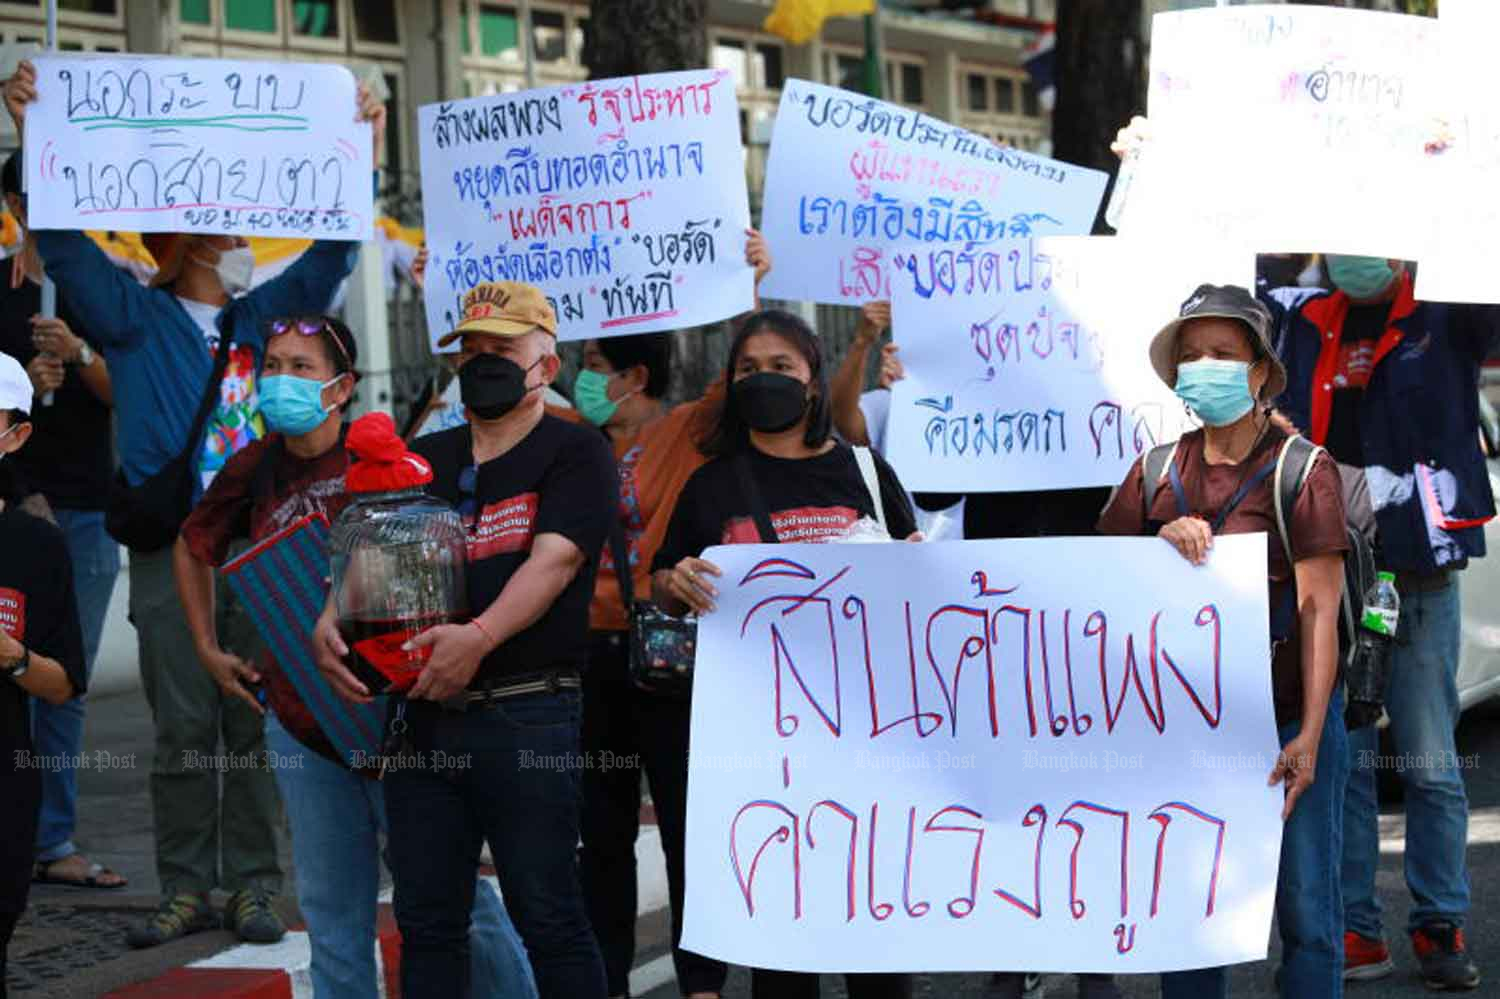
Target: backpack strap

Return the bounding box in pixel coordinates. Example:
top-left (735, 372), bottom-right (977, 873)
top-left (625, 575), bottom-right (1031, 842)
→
top-left (1141, 441), bottom-right (1181, 525)
top-left (851, 446), bottom-right (888, 536)
top-left (1272, 434), bottom-right (1322, 563)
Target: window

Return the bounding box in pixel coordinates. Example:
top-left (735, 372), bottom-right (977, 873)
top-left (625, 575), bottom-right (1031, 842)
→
top-left (572, 16), bottom-right (588, 61)
top-left (180, 0), bottom-right (211, 24)
top-left (967, 73), bottom-right (988, 112)
top-left (996, 78), bottom-right (1016, 113)
top-left (292, 0), bottom-right (338, 39)
top-left (756, 43), bottom-right (783, 90)
top-left (900, 63), bottom-right (924, 105)
top-left (383, 72), bottom-right (401, 171)
top-left (60, 0), bottom-right (118, 12)
top-left (712, 38), bottom-right (746, 89)
top-left (478, 4), bottom-right (519, 60)
top-left (354, 0), bottom-right (400, 45)
top-left (1022, 80), bottom-right (1040, 116)
top-left (835, 53), bottom-right (862, 93)
top-left (532, 9), bottom-right (565, 62)
top-left (225, 0), bottom-right (276, 33)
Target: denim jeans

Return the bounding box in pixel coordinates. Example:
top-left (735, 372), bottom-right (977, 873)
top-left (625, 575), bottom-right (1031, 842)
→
top-left (32, 509), bottom-right (119, 863)
top-left (1162, 686), bottom-right (1348, 999)
top-left (384, 690), bottom-right (606, 999)
top-left (265, 714), bottom-right (536, 999)
top-left (1343, 580), bottom-right (1469, 937)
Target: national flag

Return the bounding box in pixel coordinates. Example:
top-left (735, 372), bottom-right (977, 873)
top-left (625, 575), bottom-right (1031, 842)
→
top-left (1024, 28), bottom-right (1056, 113)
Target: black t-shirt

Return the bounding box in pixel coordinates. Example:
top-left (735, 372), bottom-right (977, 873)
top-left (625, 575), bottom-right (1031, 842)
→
top-left (926, 486), bottom-right (1112, 540)
top-left (653, 443), bottom-right (918, 570)
top-left (413, 416), bottom-right (616, 679)
top-left (0, 277), bottom-right (113, 510)
top-left (1324, 303), bottom-right (1387, 468)
top-left (0, 503), bottom-right (85, 913)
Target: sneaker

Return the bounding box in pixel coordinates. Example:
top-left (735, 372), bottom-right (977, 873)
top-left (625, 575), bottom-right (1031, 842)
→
top-left (1411, 922), bottom-right (1480, 991)
top-left (125, 892), bottom-right (217, 949)
top-left (223, 888), bottom-right (287, 944)
top-left (1345, 930), bottom-right (1395, 981)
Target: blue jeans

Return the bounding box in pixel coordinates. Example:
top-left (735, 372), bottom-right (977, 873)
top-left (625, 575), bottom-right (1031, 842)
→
top-left (1344, 580), bottom-right (1469, 938)
top-left (384, 690), bottom-right (606, 999)
top-left (32, 509), bottom-right (119, 863)
top-left (265, 714), bottom-right (536, 999)
top-left (1163, 686), bottom-right (1348, 999)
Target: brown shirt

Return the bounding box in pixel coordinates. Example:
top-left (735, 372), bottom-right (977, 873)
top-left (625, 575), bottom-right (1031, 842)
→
top-left (1097, 428), bottom-right (1348, 725)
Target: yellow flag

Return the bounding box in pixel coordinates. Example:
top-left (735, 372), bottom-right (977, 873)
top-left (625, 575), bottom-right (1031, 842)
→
top-left (763, 0), bottom-right (876, 46)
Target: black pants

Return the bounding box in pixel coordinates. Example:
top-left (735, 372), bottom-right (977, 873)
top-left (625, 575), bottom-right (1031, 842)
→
top-left (579, 632), bottom-right (726, 997)
top-left (750, 971), bottom-right (913, 999)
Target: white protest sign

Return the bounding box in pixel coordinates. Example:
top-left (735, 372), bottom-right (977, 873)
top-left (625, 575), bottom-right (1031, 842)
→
top-left (884, 236), bottom-right (1250, 493)
top-left (1414, 0), bottom-right (1500, 304)
top-left (417, 70), bottom-right (754, 348)
top-left (25, 56), bottom-right (373, 240)
top-left (1120, 6), bottom-right (1438, 261)
top-left (683, 535), bottom-right (1281, 973)
top-left (758, 79), bottom-right (1108, 306)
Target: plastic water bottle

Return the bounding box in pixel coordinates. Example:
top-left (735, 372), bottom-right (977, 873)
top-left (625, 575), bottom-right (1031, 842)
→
top-left (1347, 571), bottom-right (1399, 728)
top-left (1103, 148), bottom-right (1139, 232)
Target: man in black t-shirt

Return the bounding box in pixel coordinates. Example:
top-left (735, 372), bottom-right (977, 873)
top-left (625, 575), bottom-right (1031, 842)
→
top-left (0, 355), bottom-right (86, 986)
top-left (316, 282), bottom-right (612, 999)
top-left (0, 152), bottom-right (125, 892)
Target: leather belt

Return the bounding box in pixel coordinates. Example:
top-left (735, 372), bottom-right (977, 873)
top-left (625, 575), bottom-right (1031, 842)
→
top-left (463, 669), bottom-right (581, 707)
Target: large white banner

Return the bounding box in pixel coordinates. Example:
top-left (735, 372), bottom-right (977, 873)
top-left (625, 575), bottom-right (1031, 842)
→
top-left (1119, 6), bottom-right (1439, 261)
top-left (1415, 0), bottom-right (1500, 304)
top-left (758, 79), bottom-right (1108, 306)
top-left (417, 70), bottom-right (754, 348)
top-left (884, 236), bottom-right (1250, 493)
top-left (684, 536), bottom-right (1282, 973)
top-left (25, 55), bottom-right (373, 240)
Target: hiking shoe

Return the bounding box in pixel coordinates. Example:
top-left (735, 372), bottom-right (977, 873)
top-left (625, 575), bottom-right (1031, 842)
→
top-left (223, 888), bottom-right (286, 944)
top-left (125, 892), bottom-right (217, 949)
top-left (1411, 922), bottom-right (1480, 990)
top-left (1345, 930), bottom-right (1395, 981)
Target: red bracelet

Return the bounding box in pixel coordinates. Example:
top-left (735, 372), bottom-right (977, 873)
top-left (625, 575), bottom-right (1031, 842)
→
top-left (470, 618), bottom-right (498, 647)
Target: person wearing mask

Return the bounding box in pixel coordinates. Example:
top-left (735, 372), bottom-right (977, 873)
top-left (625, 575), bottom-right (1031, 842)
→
top-left (2, 59), bottom-right (384, 948)
top-left (575, 231), bottom-right (769, 999)
top-left (1097, 285), bottom-right (1349, 999)
top-left (315, 281), bottom-right (614, 999)
top-left (0, 151), bottom-right (123, 892)
top-left (652, 309), bottom-right (917, 999)
top-left (0, 353), bottom-right (86, 994)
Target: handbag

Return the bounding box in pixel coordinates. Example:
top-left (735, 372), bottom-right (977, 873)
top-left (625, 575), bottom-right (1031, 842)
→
top-left (619, 516), bottom-right (700, 700)
top-left (105, 327), bottom-right (234, 552)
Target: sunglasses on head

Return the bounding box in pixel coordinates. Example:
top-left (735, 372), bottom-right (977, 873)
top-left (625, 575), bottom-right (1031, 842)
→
top-left (269, 317), bottom-right (352, 370)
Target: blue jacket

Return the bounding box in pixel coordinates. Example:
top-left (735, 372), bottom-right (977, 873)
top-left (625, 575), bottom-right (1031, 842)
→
top-left (35, 229), bottom-right (358, 497)
top-left (1266, 275), bottom-right (1500, 573)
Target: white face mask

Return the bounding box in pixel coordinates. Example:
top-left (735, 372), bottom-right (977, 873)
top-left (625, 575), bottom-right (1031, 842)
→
top-left (209, 246), bottom-right (255, 296)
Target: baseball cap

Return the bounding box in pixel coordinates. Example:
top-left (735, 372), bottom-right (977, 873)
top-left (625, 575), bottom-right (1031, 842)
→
top-left (1148, 283), bottom-right (1287, 400)
top-left (0, 351), bottom-right (32, 415)
top-left (436, 281), bottom-right (557, 349)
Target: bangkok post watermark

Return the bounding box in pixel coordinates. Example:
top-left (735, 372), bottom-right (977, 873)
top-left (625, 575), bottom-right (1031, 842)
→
top-left (1356, 749), bottom-right (1480, 773)
top-left (13, 750), bottom-right (137, 772)
top-left (180, 749), bottom-right (305, 772)
top-left (1022, 748), bottom-right (1144, 774)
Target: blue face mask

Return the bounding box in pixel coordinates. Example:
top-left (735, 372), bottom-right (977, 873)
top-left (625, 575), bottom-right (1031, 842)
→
top-left (1326, 255), bottom-right (1397, 300)
top-left (1174, 359), bottom-right (1255, 428)
top-left (260, 374), bottom-right (342, 436)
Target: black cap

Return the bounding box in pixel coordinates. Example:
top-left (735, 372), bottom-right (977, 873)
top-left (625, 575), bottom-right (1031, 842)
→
top-left (1149, 283), bottom-right (1285, 399)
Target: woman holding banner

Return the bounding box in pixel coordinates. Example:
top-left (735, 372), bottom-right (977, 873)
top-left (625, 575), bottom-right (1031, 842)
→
top-left (652, 309), bottom-right (917, 999)
top-left (1096, 285), bottom-right (1349, 999)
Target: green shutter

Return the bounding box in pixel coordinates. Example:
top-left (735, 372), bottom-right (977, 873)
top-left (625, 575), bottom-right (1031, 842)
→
top-left (180, 0), bottom-right (211, 24)
top-left (226, 0), bottom-right (277, 33)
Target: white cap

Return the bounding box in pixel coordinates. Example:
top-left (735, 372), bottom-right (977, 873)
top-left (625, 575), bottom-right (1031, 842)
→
top-left (0, 352), bottom-right (32, 415)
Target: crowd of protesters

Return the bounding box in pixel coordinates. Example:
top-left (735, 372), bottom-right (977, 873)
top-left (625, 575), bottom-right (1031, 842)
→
top-left (0, 54), bottom-right (1495, 999)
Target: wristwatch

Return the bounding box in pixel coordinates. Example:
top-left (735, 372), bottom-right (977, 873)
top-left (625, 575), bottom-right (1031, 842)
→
top-left (2, 645), bottom-right (29, 680)
top-left (73, 343), bottom-right (94, 367)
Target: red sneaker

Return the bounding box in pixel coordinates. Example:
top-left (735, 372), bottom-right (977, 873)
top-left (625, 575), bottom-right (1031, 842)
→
top-left (1344, 931), bottom-right (1395, 981)
top-left (1411, 922), bottom-right (1481, 991)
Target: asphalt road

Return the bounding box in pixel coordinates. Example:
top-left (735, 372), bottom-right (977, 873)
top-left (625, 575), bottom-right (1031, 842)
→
top-left (637, 698), bottom-right (1500, 999)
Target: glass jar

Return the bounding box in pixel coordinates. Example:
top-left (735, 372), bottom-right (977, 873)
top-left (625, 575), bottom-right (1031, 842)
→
top-left (329, 486), bottom-right (468, 694)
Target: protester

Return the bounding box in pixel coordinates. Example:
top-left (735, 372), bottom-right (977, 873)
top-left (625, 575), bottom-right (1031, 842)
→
top-left (315, 281), bottom-right (613, 999)
top-left (0, 151), bottom-right (124, 892)
top-left (1096, 285), bottom-right (1349, 999)
top-left (651, 309), bottom-right (917, 999)
top-left (171, 319), bottom-right (536, 999)
top-left (3, 58), bottom-right (384, 948)
top-left (575, 230), bottom-right (769, 999)
top-left (0, 353), bottom-right (86, 993)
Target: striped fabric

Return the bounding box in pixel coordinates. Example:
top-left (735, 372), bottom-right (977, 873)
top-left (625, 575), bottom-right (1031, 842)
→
top-left (221, 514), bottom-right (386, 769)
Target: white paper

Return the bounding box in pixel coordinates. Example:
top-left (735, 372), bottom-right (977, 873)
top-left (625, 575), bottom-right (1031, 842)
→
top-left (683, 535), bottom-right (1282, 973)
top-left (1414, 0), bottom-right (1500, 304)
top-left (25, 55), bottom-right (373, 240)
top-left (417, 71), bottom-right (754, 349)
top-left (758, 79), bottom-right (1108, 306)
top-left (884, 236), bottom-right (1250, 493)
top-left (1121, 7), bottom-right (1439, 262)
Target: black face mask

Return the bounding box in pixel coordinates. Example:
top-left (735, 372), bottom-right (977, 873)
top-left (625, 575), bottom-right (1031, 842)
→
top-left (459, 353), bottom-right (540, 421)
top-left (732, 372), bottom-right (809, 434)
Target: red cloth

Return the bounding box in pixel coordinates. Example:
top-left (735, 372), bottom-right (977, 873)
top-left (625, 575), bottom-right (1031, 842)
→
top-left (346, 413), bottom-right (433, 494)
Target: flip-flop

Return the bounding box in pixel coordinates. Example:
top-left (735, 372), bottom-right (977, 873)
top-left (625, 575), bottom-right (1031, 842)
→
top-left (33, 858), bottom-right (129, 890)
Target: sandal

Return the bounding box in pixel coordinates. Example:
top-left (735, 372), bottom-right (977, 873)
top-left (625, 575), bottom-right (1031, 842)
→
top-left (33, 855), bottom-right (128, 890)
